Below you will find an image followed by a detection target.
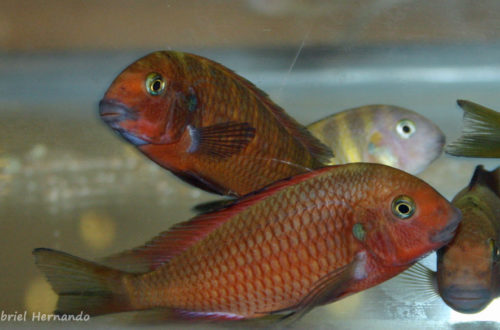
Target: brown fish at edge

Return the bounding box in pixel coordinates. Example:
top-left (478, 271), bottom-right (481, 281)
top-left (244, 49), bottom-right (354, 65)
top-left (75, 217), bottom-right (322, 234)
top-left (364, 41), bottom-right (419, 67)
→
top-left (392, 165), bottom-right (500, 314)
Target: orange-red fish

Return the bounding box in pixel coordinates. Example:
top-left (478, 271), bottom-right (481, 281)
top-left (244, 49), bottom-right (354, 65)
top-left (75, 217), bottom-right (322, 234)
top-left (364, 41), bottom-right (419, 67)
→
top-left (34, 163), bottom-right (460, 321)
top-left (99, 51), bottom-right (332, 196)
top-left (400, 165), bottom-right (500, 313)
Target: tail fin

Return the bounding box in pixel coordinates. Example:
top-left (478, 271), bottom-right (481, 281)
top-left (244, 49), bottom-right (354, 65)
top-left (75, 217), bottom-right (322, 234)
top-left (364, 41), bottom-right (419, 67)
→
top-left (445, 100), bottom-right (500, 157)
top-left (33, 248), bottom-right (133, 316)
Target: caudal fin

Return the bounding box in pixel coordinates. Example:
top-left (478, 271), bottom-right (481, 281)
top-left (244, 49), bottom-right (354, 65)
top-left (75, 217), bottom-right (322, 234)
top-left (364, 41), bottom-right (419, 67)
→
top-left (33, 248), bottom-right (133, 316)
top-left (445, 100), bottom-right (500, 158)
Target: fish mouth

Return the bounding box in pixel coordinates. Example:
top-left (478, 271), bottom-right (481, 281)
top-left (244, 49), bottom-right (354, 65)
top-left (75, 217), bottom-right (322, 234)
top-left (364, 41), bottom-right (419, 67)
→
top-left (430, 206), bottom-right (462, 244)
top-left (99, 99), bottom-right (149, 146)
top-left (99, 99), bottom-right (137, 124)
top-left (442, 286), bottom-right (492, 313)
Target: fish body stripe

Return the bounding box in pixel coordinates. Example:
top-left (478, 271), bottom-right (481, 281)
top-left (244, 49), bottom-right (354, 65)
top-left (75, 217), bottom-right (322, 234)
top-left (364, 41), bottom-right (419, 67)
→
top-left (334, 112), bottom-right (362, 163)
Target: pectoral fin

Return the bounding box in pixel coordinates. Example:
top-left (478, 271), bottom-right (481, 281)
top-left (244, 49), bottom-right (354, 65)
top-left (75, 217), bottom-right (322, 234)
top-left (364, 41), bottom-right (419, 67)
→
top-left (265, 251), bottom-right (367, 323)
top-left (379, 261), bottom-right (439, 304)
top-left (187, 122), bottom-right (255, 158)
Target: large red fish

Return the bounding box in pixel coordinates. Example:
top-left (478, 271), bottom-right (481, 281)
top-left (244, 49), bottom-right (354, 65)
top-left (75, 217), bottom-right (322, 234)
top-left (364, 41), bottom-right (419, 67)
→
top-left (33, 163), bottom-right (461, 321)
top-left (99, 51), bottom-right (332, 196)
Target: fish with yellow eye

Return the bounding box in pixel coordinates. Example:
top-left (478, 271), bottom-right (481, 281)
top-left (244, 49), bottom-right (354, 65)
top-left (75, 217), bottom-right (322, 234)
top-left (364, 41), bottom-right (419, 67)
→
top-left (307, 105), bottom-right (445, 174)
top-left (99, 51), bottom-right (332, 197)
top-left (391, 165), bottom-right (500, 314)
top-left (446, 99), bottom-right (500, 158)
top-left (33, 163), bottom-right (461, 321)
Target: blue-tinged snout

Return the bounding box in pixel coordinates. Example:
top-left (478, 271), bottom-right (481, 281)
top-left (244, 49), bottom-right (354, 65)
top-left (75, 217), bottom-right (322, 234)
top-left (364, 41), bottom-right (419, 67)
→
top-left (99, 99), bottom-right (148, 146)
top-left (99, 99), bottom-right (137, 124)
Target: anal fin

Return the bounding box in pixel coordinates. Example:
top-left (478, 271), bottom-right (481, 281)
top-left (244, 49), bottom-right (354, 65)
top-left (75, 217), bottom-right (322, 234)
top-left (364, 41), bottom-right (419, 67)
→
top-left (127, 308), bottom-right (246, 324)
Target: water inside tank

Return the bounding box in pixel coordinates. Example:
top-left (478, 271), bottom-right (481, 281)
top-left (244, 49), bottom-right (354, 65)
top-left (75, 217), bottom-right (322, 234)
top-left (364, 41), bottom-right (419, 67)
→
top-left (1, 1), bottom-right (499, 329)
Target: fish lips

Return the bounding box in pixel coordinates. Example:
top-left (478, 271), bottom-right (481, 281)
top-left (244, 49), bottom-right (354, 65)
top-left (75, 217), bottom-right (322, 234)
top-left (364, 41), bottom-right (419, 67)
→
top-left (441, 286), bottom-right (492, 313)
top-left (99, 99), bottom-right (149, 146)
top-left (430, 206), bottom-right (462, 244)
top-left (99, 99), bottom-right (136, 123)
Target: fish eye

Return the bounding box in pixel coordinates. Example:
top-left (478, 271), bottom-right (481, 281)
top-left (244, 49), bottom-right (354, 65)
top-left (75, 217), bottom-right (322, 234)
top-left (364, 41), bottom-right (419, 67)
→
top-left (396, 119), bottom-right (416, 139)
top-left (146, 72), bottom-right (166, 96)
top-left (391, 195), bottom-right (416, 219)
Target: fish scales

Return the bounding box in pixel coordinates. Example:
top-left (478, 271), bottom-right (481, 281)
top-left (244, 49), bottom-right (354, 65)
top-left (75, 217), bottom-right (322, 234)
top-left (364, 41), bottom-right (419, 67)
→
top-left (187, 54), bottom-right (320, 190)
top-left (127, 170), bottom-right (358, 315)
top-left (100, 51), bottom-right (332, 196)
top-left (200, 56), bottom-right (308, 177)
top-left (33, 163), bottom-right (461, 320)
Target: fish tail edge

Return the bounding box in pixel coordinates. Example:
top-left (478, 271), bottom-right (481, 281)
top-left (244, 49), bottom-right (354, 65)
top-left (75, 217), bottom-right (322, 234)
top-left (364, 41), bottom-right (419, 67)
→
top-left (445, 99), bottom-right (500, 157)
top-left (33, 248), bottom-right (133, 317)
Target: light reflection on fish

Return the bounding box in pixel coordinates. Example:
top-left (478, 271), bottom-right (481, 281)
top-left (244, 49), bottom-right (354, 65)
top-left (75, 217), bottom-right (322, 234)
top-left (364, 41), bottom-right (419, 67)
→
top-left (33, 163), bottom-right (460, 321)
top-left (446, 100), bottom-right (500, 158)
top-left (307, 105), bottom-right (445, 174)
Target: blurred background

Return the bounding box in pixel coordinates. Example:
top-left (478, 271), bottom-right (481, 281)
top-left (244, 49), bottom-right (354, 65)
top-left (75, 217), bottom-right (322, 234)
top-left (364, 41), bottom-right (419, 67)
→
top-left (1, 0), bottom-right (500, 329)
top-left (2, 0), bottom-right (500, 50)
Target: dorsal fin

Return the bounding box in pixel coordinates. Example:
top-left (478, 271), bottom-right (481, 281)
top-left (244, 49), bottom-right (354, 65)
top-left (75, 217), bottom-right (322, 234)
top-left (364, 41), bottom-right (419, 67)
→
top-left (102, 165), bottom-right (336, 273)
top-left (468, 165), bottom-right (500, 197)
top-left (489, 166), bottom-right (500, 197)
top-left (191, 52), bottom-right (334, 164)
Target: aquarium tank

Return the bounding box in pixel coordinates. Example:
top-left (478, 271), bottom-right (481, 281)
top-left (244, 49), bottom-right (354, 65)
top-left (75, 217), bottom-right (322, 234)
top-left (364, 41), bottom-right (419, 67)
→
top-left (1, 1), bottom-right (499, 329)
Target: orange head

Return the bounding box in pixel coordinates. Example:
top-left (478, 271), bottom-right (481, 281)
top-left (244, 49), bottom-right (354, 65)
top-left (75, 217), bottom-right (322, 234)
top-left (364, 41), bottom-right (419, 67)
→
top-left (349, 164), bottom-right (462, 268)
top-left (99, 51), bottom-right (197, 146)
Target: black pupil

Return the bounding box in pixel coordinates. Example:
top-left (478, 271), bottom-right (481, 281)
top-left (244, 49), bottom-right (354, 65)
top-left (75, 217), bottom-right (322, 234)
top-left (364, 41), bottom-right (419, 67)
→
top-left (402, 125), bottom-right (411, 133)
top-left (397, 202), bottom-right (410, 214)
top-left (152, 80), bottom-right (162, 91)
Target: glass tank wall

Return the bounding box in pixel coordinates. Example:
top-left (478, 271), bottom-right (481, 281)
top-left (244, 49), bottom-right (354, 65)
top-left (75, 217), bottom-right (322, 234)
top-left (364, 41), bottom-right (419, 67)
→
top-left (1, 1), bottom-right (499, 329)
